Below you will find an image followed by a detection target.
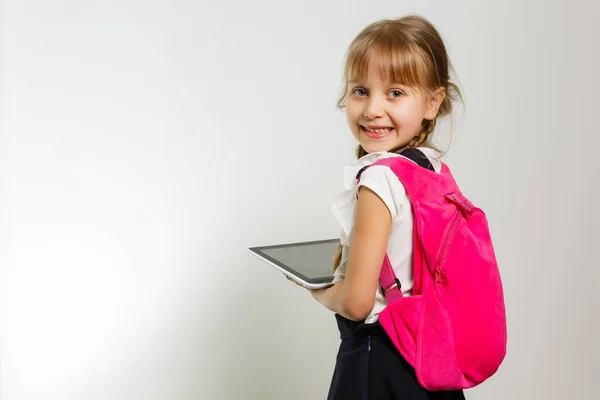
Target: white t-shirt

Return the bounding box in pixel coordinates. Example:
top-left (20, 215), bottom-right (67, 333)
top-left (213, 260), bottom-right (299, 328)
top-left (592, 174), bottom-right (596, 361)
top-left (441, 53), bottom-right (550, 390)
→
top-left (331, 147), bottom-right (442, 324)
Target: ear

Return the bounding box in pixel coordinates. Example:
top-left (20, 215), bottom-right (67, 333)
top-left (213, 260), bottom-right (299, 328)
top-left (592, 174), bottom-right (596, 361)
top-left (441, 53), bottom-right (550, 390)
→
top-left (424, 87), bottom-right (446, 120)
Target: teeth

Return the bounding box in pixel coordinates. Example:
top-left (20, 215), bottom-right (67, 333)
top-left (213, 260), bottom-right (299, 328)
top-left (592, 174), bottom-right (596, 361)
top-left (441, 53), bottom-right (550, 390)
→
top-left (365, 127), bottom-right (393, 133)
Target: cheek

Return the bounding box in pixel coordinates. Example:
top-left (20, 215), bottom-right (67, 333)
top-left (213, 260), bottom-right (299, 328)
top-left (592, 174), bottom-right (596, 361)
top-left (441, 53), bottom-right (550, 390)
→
top-left (345, 102), bottom-right (361, 121)
top-left (345, 104), bottom-right (362, 130)
top-left (390, 103), bottom-right (423, 125)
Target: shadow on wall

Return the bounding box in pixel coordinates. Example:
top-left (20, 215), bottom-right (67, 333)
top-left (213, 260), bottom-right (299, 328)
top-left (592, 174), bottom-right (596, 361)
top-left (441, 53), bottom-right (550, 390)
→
top-left (59, 247), bottom-right (338, 400)
top-left (205, 253), bottom-right (339, 399)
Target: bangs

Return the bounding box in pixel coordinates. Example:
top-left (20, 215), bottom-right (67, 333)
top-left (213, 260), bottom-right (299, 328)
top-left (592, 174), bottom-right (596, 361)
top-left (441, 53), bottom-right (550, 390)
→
top-left (345, 38), bottom-right (431, 91)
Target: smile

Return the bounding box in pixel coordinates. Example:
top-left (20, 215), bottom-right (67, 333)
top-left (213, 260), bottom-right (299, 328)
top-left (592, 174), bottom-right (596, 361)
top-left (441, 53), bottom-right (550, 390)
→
top-left (361, 125), bottom-right (395, 139)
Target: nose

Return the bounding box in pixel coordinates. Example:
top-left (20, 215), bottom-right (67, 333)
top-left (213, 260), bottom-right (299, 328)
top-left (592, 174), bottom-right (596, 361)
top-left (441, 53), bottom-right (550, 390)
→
top-left (364, 96), bottom-right (385, 120)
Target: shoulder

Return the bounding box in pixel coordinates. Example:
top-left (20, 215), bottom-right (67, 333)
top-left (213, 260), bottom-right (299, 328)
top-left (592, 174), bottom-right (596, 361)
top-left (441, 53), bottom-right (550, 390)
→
top-left (359, 162), bottom-right (406, 192)
top-left (356, 148), bottom-right (442, 218)
top-left (368, 147), bottom-right (443, 173)
top-left (357, 156), bottom-right (409, 220)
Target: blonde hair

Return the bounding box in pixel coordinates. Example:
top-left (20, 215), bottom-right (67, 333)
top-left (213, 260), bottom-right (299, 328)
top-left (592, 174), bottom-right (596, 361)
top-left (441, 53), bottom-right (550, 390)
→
top-left (333, 15), bottom-right (464, 271)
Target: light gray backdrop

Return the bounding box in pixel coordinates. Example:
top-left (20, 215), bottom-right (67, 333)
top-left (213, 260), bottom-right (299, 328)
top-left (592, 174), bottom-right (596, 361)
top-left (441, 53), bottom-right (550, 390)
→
top-left (1, 0), bottom-right (598, 399)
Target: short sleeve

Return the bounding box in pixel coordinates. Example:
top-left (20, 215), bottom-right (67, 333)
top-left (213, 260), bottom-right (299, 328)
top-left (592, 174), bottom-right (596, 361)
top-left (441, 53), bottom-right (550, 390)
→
top-left (357, 165), bottom-right (408, 220)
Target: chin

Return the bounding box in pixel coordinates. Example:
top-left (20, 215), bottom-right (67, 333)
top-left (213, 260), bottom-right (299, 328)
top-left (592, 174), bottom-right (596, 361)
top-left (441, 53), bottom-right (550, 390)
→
top-left (360, 142), bottom-right (397, 154)
top-left (361, 136), bottom-right (412, 154)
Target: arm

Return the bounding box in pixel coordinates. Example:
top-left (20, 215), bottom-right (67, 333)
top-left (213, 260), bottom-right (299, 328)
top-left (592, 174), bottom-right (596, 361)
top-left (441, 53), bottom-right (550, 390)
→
top-left (311, 186), bottom-right (391, 321)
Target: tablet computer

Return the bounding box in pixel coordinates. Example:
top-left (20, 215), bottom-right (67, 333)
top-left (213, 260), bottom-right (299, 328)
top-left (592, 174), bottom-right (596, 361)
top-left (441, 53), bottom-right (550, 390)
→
top-left (248, 238), bottom-right (339, 289)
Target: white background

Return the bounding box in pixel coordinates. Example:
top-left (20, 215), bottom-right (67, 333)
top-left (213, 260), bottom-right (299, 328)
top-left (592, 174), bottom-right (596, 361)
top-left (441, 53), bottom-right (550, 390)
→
top-left (1, 0), bottom-right (599, 399)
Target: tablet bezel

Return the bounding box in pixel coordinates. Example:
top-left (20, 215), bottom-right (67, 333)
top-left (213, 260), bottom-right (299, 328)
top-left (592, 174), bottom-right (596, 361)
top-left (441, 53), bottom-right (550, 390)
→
top-left (248, 238), bottom-right (338, 288)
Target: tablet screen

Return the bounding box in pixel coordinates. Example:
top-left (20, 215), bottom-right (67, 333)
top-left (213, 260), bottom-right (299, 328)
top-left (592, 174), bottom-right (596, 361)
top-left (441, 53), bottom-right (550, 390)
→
top-left (250, 239), bottom-right (339, 282)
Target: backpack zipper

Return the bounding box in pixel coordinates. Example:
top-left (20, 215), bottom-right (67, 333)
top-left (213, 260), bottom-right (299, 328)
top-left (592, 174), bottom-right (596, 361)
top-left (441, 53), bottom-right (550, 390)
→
top-left (434, 210), bottom-right (462, 285)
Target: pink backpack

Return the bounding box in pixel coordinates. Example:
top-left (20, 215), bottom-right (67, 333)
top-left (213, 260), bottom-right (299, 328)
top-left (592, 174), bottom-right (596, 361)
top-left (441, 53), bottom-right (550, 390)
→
top-left (359, 149), bottom-right (507, 391)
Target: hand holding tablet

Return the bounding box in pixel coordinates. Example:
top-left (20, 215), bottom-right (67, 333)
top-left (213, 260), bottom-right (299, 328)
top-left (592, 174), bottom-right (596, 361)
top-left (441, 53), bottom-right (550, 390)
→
top-left (248, 239), bottom-right (338, 290)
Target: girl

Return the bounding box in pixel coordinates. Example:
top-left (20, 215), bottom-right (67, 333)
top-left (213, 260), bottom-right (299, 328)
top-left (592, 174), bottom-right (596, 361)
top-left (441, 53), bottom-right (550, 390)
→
top-left (306, 15), bottom-right (467, 399)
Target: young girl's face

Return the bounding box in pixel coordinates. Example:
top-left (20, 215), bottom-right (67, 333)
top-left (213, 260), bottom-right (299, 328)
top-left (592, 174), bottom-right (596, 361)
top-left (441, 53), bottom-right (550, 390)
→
top-left (345, 73), bottom-right (439, 154)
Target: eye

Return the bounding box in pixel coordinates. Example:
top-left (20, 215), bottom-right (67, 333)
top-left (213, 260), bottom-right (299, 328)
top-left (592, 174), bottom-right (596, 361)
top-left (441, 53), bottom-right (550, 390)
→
top-left (389, 90), bottom-right (404, 98)
top-left (352, 88), bottom-right (367, 96)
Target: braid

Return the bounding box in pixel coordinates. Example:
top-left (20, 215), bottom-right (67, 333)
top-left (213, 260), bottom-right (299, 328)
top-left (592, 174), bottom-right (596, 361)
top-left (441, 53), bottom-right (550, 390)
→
top-left (409, 118), bottom-right (437, 149)
top-left (333, 243), bottom-right (343, 272)
top-left (356, 144), bottom-right (368, 158)
top-left (405, 119), bottom-right (435, 149)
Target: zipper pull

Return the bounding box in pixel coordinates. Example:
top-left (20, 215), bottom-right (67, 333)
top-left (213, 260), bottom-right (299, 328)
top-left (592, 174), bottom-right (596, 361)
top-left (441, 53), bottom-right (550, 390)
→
top-left (445, 193), bottom-right (474, 217)
top-left (435, 266), bottom-right (446, 285)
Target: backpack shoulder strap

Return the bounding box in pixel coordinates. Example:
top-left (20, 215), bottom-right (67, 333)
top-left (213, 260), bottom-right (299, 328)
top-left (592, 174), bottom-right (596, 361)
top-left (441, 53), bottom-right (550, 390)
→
top-left (355, 148), bottom-right (434, 180)
top-left (353, 148), bottom-right (435, 302)
top-left (398, 148), bottom-right (435, 171)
